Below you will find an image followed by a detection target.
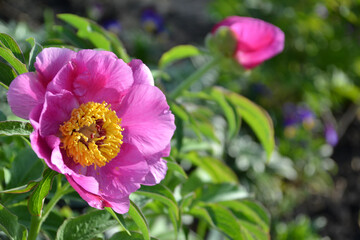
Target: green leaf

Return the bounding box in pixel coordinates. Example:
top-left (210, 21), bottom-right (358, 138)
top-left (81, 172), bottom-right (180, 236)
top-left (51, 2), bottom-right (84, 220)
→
top-left (109, 231), bottom-right (158, 240)
top-left (77, 30), bottom-right (111, 50)
top-left (56, 210), bottom-right (117, 240)
top-left (28, 168), bottom-right (58, 216)
top-left (7, 148), bottom-right (44, 189)
top-left (57, 14), bottom-right (90, 31)
top-left (0, 62), bottom-right (17, 87)
top-left (224, 89), bottom-right (275, 159)
top-left (184, 152), bottom-right (238, 183)
top-left (135, 184), bottom-right (180, 236)
top-left (0, 121), bottom-right (33, 136)
top-left (0, 203), bottom-right (28, 240)
top-left (159, 45), bottom-right (201, 69)
top-left (198, 183), bottom-right (249, 203)
top-left (166, 161), bottom-right (188, 179)
top-left (0, 47), bottom-right (27, 75)
top-left (128, 200), bottom-right (151, 240)
top-left (209, 88), bottom-right (238, 139)
top-left (0, 33), bottom-right (25, 63)
top-left (104, 207), bottom-right (130, 236)
top-left (26, 38), bottom-right (43, 72)
top-left (0, 181), bottom-right (38, 194)
top-left (221, 200), bottom-right (270, 232)
top-left (194, 203), bottom-right (243, 240)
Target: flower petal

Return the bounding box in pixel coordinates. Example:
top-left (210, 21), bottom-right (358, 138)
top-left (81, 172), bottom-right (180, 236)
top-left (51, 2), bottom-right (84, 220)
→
top-left (129, 59), bottom-right (154, 86)
top-left (117, 85), bottom-right (176, 156)
top-left (35, 47), bottom-right (76, 85)
top-left (86, 143), bottom-right (149, 199)
top-left (7, 72), bottom-right (45, 119)
top-left (39, 90), bottom-right (79, 137)
top-left (48, 49), bottom-right (134, 104)
top-left (230, 18), bottom-right (284, 69)
top-left (142, 144), bottom-right (170, 185)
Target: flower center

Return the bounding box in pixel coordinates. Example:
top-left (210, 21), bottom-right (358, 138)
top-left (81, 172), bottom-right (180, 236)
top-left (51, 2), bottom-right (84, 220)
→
top-left (59, 101), bottom-right (123, 168)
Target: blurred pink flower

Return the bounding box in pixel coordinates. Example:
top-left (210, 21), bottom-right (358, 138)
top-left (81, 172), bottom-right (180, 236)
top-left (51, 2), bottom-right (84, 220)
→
top-left (7, 48), bottom-right (175, 213)
top-left (212, 16), bottom-right (285, 69)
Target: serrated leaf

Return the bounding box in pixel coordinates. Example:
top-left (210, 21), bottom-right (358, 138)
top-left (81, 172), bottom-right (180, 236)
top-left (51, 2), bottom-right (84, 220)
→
top-left (0, 47), bottom-right (27, 75)
top-left (184, 152), bottom-right (238, 183)
top-left (56, 210), bottom-right (117, 240)
top-left (159, 45), bottom-right (201, 69)
top-left (224, 89), bottom-right (275, 159)
top-left (26, 38), bottom-right (43, 72)
top-left (0, 33), bottom-right (25, 63)
top-left (128, 200), bottom-right (151, 240)
top-left (28, 168), bottom-right (58, 216)
top-left (0, 203), bottom-right (28, 240)
top-left (0, 181), bottom-right (38, 194)
top-left (104, 207), bottom-right (130, 235)
top-left (0, 62), bottom-right (17, 87)
top-left (0, 121), bottom-right (33, 136)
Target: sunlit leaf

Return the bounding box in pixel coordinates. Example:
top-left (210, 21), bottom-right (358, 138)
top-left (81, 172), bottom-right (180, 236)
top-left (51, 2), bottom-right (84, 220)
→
top-left (56, 210), bottom-right (117, 240)
top-left (0, 121), bottom-right (33, 136)
top-left (0, 47), bottom-right (27, 75)
top-left (104, 207), bottom-right (130, 235)
top-left (159, 45), bottom-right (201, 69)
top-left (0, 33), bottom-right (25, 63)
top-left (28, 168), bottom-right (58, 216)
top-left (209, 87), bottom-right (237, 139)
top-left (77, 30), bottom-right (111, 50)
top-left (184, 152), bottom-right (238, 183)
top-left (128, 200), bottom-right (150, 240)
top-left (224, 88), bottom-right (275, 159)
top-left (0, 181), bottom-right (38, 194)
top-left (198, 183), bottom-right (249, 203)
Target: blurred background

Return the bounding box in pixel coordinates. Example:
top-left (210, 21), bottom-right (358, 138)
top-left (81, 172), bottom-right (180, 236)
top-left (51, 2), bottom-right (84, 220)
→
top-left (0, 0), bottom-right (360, 239)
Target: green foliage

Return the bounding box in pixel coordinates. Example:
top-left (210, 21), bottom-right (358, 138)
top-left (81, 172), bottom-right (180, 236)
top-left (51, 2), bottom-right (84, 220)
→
top-left (159, 45), bottom-right (201, 69)
top-left (56, 210), bottom-right (117, 240)
top-left (0, 203), bottom-right (28, 240)
top-left (0, 121), bottom-right (33, 136)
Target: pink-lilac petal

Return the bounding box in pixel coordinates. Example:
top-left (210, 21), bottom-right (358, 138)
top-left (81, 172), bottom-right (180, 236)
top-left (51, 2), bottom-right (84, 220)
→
top-left (129, 59), bottom-right (154, 86)
top-left (48, 50), bottom-right (134, 104)
top-left (143, 158), bottom-right (167, 185)
top-left (88, 143), bottom-right (149, 199)
top-left (117, 84), bottom-right (176, 156)
top-left (34, 47), bottom-right (76, 85)
top-left (66, 175), bottom-right (110, 210)
top-left (101, 196), bottom-right (130, 214)
top-left (30, 131), bottom-right (61, 172)
top-left (7, 72), bottom-right (45, 119)
top-left (39, 90), bottom-right (79, 137)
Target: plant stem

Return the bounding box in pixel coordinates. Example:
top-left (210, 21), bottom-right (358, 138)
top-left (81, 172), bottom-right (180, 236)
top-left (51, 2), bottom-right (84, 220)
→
top-left (169, 57), bottom-right (218, 100)
top-left (28, 182), bottom-right (73, 240)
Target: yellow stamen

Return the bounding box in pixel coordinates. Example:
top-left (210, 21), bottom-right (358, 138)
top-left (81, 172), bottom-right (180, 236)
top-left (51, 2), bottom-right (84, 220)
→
top-left (59, 101), bottom-right (123, 168)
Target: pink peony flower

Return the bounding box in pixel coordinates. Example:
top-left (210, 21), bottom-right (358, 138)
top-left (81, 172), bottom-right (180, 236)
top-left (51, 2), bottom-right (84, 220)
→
top-left (7, 48), bottom-right (176, 213)
top-left (212, 16), bottom-right (285, 69)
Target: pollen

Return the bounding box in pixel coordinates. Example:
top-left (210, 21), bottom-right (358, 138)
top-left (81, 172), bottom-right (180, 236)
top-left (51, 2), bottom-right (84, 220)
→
top-left (59, 101), bottom-right (123, 168)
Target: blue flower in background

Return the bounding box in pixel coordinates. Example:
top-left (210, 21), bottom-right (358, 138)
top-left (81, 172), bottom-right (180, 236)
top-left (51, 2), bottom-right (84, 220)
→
top-left (325, 123), bottom-right (338, 146)
top-left (102, 19), bottom-right (122, 35)
top-left (141, 7), bottom-right (165, 34)
top-left (283, 103), bottom-right (316, 138)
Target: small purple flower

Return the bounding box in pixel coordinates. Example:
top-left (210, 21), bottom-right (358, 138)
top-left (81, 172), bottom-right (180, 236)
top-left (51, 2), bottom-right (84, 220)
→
top-left (283, 103), bottom-right (315, 129)
top-left (325, 123), bottom-right (338, 146)
top-left (141, 7), bottom-right (165, 34)
top-left (103, 19), bottom-right (122, 35)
